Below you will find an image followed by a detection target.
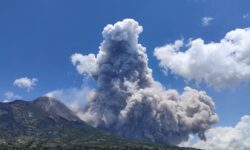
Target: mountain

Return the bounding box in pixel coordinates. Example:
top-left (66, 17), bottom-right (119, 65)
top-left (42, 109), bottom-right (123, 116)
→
top-left (0, 96), bottom-right (198, 150)
top-left (33, 96), bottom-right (81, 122)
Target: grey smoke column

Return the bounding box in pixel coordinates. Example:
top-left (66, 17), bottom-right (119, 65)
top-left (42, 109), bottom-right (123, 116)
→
top-left (71, 19), bottom-right (218, 145)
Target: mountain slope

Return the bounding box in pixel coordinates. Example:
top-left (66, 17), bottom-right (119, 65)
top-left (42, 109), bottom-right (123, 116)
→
top-left (0, 97), bottom-right (198, 150)
top-left (33, 96), bottom-right (81, 122)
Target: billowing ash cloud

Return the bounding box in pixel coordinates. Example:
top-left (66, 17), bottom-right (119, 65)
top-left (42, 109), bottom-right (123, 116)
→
top-left (71, 19), bottom-right (218, 145)
top-left (182, 115), bottom-right (250, 150)
top-left (71, 53), bottom-right (97, 76)
top-left (154, 28), bottom-right (250, 89)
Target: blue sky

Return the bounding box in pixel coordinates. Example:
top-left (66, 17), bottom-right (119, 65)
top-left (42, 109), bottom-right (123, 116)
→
top-left (0, 0), bottom-right (250, 128)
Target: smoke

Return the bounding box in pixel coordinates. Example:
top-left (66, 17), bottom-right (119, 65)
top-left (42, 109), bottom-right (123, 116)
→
top-left (45, 87), bottom-right (90, 115)
top-left (71, 53), bottom-right (97, 76)
top-left (71, 19), bottom-right (218, 145)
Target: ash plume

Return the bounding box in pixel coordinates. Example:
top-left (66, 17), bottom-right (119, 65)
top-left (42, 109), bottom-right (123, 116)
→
top-left (71, 19), bottom-right (218, 145)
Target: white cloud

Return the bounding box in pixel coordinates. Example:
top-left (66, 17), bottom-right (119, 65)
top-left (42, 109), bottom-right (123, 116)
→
top-left (243, 13), bottom-right (249, 19)
top-left (154, 28), bottom-right (250, 89)
top-left (13, 77), bottom-right (38, 92)
top-left (2, 91), bottom-right (22, 103)
top-left (45, 87), bottom-right (90, 117)
top-left (182, 115), bottom-right (250, 150)
top-left (202, 16), bottom-right (213, 26)
top-left (71, 53), bottom-right (97, 76)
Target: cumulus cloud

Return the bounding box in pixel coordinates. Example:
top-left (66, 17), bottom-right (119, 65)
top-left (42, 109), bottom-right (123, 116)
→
top-left (182, 115), bottom-right (250, 150)
top-left (13, 77), bottom-right (38, 91)
top-left (2, 91), bottom-right (22, 103)
top-left (154, 28), bottom-right (250, 89)
top-left (202, 16), bottom-right (213, 26)
top-left (45, 87), bottom-right (90, 117)
top-left (71, 19), bottom-right (218, 145)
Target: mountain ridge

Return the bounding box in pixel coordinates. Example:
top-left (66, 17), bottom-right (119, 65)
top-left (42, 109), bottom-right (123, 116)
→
top-left (0, 96), bottom-right (198, 150)
top-left (33, 96), bottom-right (81, 122)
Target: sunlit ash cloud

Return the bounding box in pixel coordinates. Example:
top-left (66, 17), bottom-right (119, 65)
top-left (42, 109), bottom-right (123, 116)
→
top-left (71, 19), bottom-right (218, 145)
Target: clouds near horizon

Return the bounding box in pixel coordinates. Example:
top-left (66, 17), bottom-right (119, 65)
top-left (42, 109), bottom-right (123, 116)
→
top-left (183, 115), bottom-right (250, 150)
top-left (2, 91), bottom-right (22, 103)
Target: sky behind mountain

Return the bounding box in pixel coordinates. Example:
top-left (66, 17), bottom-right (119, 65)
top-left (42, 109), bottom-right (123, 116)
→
top-left (0, 0), bottom-right (250, 148)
